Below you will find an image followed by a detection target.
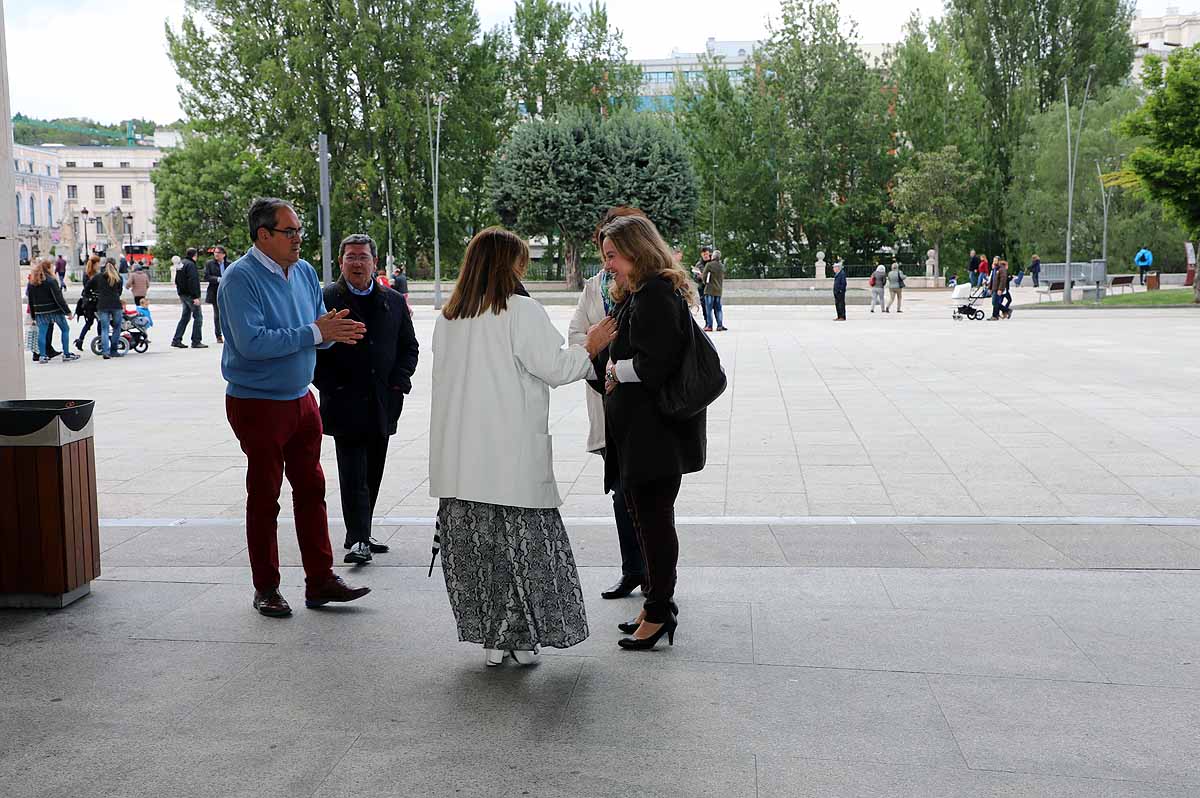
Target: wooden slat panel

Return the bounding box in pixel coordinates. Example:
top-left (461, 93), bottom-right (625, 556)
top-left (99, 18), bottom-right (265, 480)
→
top-left (85, 437), bottom-right (101, 579)
top-left (0, 448), bottom-right (20, 592)
top-left (12, 448), bottom-right (41, 592)
top-left (35, 447), bottom-right (65, 593)
top-left (76, 440), bottom-right (96, 582)
top-left (62, 442), bottom-right (80, 591)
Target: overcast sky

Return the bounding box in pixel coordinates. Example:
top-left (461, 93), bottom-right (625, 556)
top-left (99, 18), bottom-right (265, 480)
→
top-left (5, 0), bottom-right (1181, 125)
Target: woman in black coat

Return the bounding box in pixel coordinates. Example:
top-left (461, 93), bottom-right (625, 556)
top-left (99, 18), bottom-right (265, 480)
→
top-left (592, 214), bottom-right (706, 650)
top-left (86, 261), bottom-right (126, 358)
top-left (73, 255), bottom-right (101, 350)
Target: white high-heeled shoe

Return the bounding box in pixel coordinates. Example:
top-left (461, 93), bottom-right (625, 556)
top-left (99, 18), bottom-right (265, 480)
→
top-left (485, 648), bottom-right (508, 667)
top-left (510, 648), bottom-right (540, 666)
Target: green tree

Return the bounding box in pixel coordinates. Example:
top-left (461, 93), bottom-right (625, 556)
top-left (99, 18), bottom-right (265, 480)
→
top-left (492, 110), bottom-right (698, 288)
top-left (885, 145), bottom-right (983, 276)
top-left (1121, 45), bottom-right (1200, 301)
top-left (1007, 86), bottom-right (1191, 277)
top-left (150, 132), bottom-right (274, 259)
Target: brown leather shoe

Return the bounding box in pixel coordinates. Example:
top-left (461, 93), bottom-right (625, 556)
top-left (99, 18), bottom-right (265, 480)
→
top-left (253, 590), bottom-right (292, 618)
top-left (305, 575), bottom-right (370, 608)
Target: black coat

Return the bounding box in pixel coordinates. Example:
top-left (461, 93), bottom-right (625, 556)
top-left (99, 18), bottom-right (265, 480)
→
top-left (26, 279), bottom-right (70, 316)
top-left (833, 270), bottom-right (847, 294)
top-left (313, 278), bottom-right (420, 439)
top-left (204, 258), bottom-right (227, 304)
top-left (86, 273), bottom-right (125, 312)
top-left (589, 275), bottom-right (706, 493)
top-left (175, 258), bottom-right (201, 299)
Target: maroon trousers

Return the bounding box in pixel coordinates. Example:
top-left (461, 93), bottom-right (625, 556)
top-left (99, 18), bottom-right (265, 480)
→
top-left (226, 392), bottom-right (334, 592)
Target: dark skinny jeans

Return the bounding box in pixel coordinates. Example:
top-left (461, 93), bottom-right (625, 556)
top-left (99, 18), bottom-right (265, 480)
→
top-left (624, 474), bottom-right (682, 624)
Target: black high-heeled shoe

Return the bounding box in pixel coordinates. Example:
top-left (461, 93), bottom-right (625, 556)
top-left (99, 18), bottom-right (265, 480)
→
top-left (617, 601), bottom-right (679, 634)
top-left (618, 615), bottom-right (677, 650)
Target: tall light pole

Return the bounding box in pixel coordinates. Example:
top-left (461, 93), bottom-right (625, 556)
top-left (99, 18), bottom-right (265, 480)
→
top-left (711, 163), bottom-right (717, 247)
top-left (317, 133), bottom-right (332, 284)
top-left (80, 207), bottom-right (90, 263)
top-left (124, 212), bottom-right (133, 254)
top-left (1096, 161), bottom-right (1110, 268)
top-left (426, 92), bottom-right (446, 308)
top-left (1062, 64), bottom-right (1096, 305)
top-left (382, 176), bottom-right (394, 270)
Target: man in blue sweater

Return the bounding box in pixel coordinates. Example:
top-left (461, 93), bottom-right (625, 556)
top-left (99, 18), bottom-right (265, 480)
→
top-left (218, 197), bottom-right (372, 618)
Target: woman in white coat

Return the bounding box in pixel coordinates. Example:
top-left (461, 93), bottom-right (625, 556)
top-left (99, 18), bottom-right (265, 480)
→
top-left (430, 227), bottom-right (616, 668)
top-left (870, 263), bottom-right (887, 313)
top-left (567, 207), bottom-right (647, 602)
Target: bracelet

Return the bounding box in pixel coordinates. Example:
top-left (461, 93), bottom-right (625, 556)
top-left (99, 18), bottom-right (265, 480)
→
top-left (605, 363), bottom-right (618, 383)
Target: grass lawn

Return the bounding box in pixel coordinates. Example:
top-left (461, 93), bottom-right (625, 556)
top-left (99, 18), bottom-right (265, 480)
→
top-left (1027, 288), bottom-right (1198, 308)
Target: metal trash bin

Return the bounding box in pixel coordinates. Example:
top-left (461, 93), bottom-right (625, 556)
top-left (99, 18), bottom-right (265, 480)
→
top-left (1146, 272), bottom-right (1160, 291)
top-left (0, 400), bottom-right (100, 608)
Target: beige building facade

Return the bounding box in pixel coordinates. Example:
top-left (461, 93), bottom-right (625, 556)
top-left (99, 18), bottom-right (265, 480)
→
top-left (1131, 7), bottom-right (1200, 80)
top-left (13, 143), bottom-right (60, 264)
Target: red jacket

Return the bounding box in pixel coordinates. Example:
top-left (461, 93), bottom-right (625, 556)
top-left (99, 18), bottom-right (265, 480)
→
top-left (978, 259), bottom-right (991, 275)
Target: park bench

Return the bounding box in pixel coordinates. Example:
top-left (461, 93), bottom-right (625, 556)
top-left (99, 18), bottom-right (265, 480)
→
top-left (1109, 274), bottom-right (1136, 294)
top-left (1037, 280), bottom-right (1066, 302)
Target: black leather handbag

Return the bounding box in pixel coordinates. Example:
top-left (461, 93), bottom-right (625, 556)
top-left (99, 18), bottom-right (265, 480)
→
top-left (657, 298), bottom-right (727, 420)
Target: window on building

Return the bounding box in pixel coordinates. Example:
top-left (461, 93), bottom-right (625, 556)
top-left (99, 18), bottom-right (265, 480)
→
top-left (93, 161), bottom-right (104, 168)
top-left (121, 185), bottom-right (132, 200)
top-left (13, 160), bottom-right (18, 172)
top-left (15, 193), bottom-right (21, 224)
top-left (27, 161), bottom-right (34, 173)
top-left (67, 184), bottom-right (78, 200)
top-left (96, 218), bottom-right (103, 234)
top-left (29, 196), bottom-right (35, 226)
top-left (48, 197), bottom-right (53, 227)
top-left (65, 161), bottom-right (76, 167)
top-left (94, 185), bottom-right (105, 200)
top-left (119, 161), bottom-right (130, 168)
top-left (45, 165), bottom-right (52, 176)
top-left (151, 161), bottom-right (159, 168)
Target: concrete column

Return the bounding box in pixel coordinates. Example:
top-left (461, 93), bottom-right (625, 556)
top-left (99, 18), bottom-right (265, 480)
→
top-left (0, 1), bottom-right (26, 400)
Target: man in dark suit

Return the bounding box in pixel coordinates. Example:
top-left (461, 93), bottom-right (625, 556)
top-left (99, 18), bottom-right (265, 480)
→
top-left (172, 247), bottom-right (206, 348)
top-left (314, 234), bottom-right (419, 564)
top-left (204, 246), bottom-right (229, 343)
top-left (832, 259), bottom-right (847, 321)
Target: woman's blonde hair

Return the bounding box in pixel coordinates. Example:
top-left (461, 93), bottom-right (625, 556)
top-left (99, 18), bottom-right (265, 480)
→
top-left (85, 254), bottom-right (101, 279)
top-left (29, 258), bottom-right (53, 286)
top-left (599, 215), bottom-right (697, 306)
top-left (442, 226), bottom-right (528, 320)
top-left (103, 260), bottom-right (120, 287)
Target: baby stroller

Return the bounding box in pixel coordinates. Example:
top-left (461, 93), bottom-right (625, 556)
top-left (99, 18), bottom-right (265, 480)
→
top-left (951, 283), bottom-right (988, 320)
top-left (90, 308), bottom-right (151, 355)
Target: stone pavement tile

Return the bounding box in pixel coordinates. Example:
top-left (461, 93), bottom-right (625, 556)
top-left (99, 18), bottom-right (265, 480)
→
top-left (99, 564), bottom-right (271, 586)
top-left (557, 658), bottom-right (964, 766)
top-left (0, 637), bottom-right (269, 723)
top-left (794, 444), bottom-right (872, 465)
top-left (871, 455), bottom-right (954, 477)
top-left (99, 524), bottom-right (152, 552)
top-left (1157, 526), bottom-right (1200, 548)
top-left (927, 674), bottom-right (1200, 784)
top-left (566, 524), bottom-right (787, 566)
top-left (889, 490), bottom-right (984, 516)
top-left (968, 486), bottom-right (1068, 517)
top-left (1027, 525), bottom-right (1200, 568)
top-left (807, 500), bottom-right (897, 516)
top-left (1054, 493), bottom-right (1165, 517)
top-left (180, 647), bottom-right (585, 737)
top-left (1122, 476), bottom-right (1200, 515)
top-left (1090, 453), bottom-right (1194, 477)
top-left (727, 454), bottom-right (801, 473)
top-left (806, 483), bottom-right (890, 502)
top-left (725, 470), bottom-right (806, 493)
top-left (755, 756), bottom-right (1196, 797)
top-left (99, 491), bottom-right (185, 519)
top-left (878, 568), bottom-right (1179, 618)
top-left (103, 524), bottom-right (248, 567)
top-left (771, 525), bottom-right (928, 567)
top-left (725, 491), bottom-right (810, 515)
top-left (650, 566), bottom-right (895, 608)
top-left (895, 524), bottom-right (1077, 568)
top-left (0, 724), bottom-right (355, 798)
top-left (800, 465), bottom-right (882, 485)
top-left (1054, 614), bottom-right (1200, 689)
top-left (752, 604), bottom-right (1103, 680)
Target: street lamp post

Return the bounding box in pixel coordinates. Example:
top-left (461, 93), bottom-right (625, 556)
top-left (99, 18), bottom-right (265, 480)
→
top-left (1062, 65), bottom-right (1096, 305)
top-left (1096, 161), bottom-right (1110, 269)
top-left (426, 92), bottom-right (446, 309)
top-left (124, 212), bottom-right (133, 255)
top-left (80, 207), bottom-right (89, 264)
top-left (711, 163), bottom-right (717, 247)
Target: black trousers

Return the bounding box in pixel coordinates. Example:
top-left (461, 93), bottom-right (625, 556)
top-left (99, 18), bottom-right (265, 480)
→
top-left (335, 434), bottom-right (389, 545)
top-left (834, 290), bottom-right (846, 320)
top-left (612, 476), bottom-right (645, 579)
top-left (76, 312), bottom-right (95, 343)
top-left (624, 474), bottom-right (682, 623)
top-left (210, 300), bottom-right (222, 339)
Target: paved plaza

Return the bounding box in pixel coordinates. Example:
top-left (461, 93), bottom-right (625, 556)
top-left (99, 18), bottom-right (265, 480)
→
top-left (4, 295), bottom-right (1200, 796)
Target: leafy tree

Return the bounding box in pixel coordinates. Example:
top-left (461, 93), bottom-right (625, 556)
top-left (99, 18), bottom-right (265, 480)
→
top-left (493, 110), bottom-right (698, 288)
top-left (12, 115), bottom-right (157, 146)
top-left (1007, 86), bottom-right (1191, 276)
top-left (885, 145), bottom-right (983, 276)
top-left (150, 132), bottom-right (274, 259)
top-left (1121, 45), bottom-right (1200, 301)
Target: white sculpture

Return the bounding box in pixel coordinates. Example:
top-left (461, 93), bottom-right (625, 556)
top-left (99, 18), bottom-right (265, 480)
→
top-left (815, 250), bottom-right (827, 279)
top-left (925, 248), bottom-right (938, 278)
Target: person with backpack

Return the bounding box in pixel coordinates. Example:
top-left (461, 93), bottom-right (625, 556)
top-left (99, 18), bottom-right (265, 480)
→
top-left (1135, 246), bottom-right (1153, 285)
top-left (172, 247), bottom-right (206, 348)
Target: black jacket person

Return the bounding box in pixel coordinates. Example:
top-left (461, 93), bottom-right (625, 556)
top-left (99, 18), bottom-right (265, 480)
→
top-left (314, 257), bottom-right (419, 561)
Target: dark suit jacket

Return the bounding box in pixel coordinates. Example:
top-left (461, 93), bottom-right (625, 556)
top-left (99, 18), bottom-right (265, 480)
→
top-left (833, 271), bottom-right (847, 293)
top-left (204, 258), bottom-right (226, 304)
top-left (176, 258), bottom-right (201, 300)
top-left (588, 275), bottom-right (706, 493)
top-left (313, 278), bottom-right (419, 439)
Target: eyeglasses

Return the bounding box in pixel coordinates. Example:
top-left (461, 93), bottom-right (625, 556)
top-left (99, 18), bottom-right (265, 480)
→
top-left (342, 255), bottom-right (374, 264)
top-left (267, 226), bottom-right (304, 240)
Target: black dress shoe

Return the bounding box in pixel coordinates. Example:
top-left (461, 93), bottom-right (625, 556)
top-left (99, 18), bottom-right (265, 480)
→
top-left (601, 574), bottom-right (645, 600)
top-left (171, 341), bottom-right (187, 348)
top-left (192, 342), bottom-right (209, 349)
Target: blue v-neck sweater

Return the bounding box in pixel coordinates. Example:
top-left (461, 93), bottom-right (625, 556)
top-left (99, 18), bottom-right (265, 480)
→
top-left (217, 250), bottom-right (327, 400)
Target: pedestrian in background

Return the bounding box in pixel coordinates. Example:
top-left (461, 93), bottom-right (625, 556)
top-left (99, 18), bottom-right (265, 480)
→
top-left (54, 254), bottom-right (67, 289)
top-left (989, 258), bottom-right (1009, 320)
top-left (886, 260), bottom-right (906, 312)
top-left (570, 206), bottom-right (649, 602)
top-left (219, 197), bottom-right (372, 618)
top-left (968, 249), bottom-right (980, 287)
top-left (204, 246), bottom-right (229, 343)
top-left (693, 246), bottom-right (711, 304)
top-left (27, 259), bottom-right (78, 364)
top-left (593, 214), bottom-right (707, 651)
top-left (172, 247), bottom-right (206, 349)
top-left (429, 226), bottom-right (615, 667)
top-left (832, 259), bottom-right (847, 321)
top-left (978, 255), bottom-right (991, 296)
top-left (73, 254), bottom-right (101, 351)
top-left (869, 262), bottom-right (886, 313)
top-left (1135, 246), bottom-right (1153, 285)
top-left (1030, 254), bottom-right (1041, 288)
top-left (702, 249), bottom-right (727, 331)
top-left (87, 258), bottom-right (125, 359)
top-left (127, 262), bottom-right (150, 309)
top-left (314, 234), bottom-right (419, 565)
